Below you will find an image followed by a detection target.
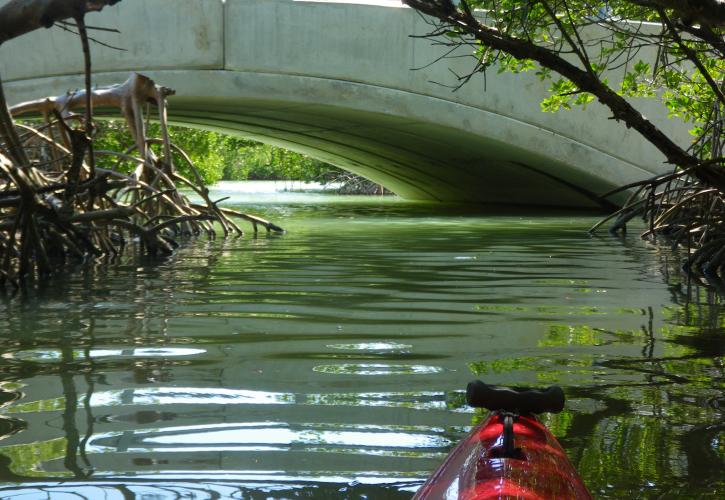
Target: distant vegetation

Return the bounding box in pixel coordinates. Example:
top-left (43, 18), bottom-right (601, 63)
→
top-left (95, 121), bottom-right (345, 186)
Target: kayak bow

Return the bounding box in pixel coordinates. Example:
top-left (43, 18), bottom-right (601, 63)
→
top-left (414, 381), bottom-right (591, 500)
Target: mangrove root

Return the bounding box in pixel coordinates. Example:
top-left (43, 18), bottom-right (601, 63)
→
top-left (1, 74), bottom-right (283, 286)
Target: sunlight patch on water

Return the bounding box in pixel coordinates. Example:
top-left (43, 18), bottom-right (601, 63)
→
top-left (312, 364), bottom-right (447, 375)
top-left (326, 342), bottom-right (413, 350)
top-left (7, 389), bottom-right (455, 414)
top-left (95, 388), bottom-right (294, 406)
top-left (0, 477), bottom-right (425, 499)
top-left (3, 347), bottom-right (206, 362)
top-left (88, 421), bottom-right (451, 454)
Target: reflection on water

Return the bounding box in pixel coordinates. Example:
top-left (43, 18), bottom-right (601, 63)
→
top-left (0, 189), bottom-right (723, 498)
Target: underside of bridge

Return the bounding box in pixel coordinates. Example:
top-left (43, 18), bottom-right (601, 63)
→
top-left (169, 96), bottom-right (614, 209)
top-left (6, 68), bottom-right (663, 209)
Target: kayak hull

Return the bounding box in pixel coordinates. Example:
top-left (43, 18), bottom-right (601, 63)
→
top-left (414, 414), bottom-right (591, 500)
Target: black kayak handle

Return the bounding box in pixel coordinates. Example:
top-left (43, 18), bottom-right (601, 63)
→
top-left (466, 380), bottom-right (565, 414)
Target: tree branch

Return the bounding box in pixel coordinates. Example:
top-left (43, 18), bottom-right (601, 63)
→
top-left (657, 7), bottom-right (725, 108)
top-left (0, 0), bottom-right (123, 45)
top-left (403, 0), bottom-right (725, 190)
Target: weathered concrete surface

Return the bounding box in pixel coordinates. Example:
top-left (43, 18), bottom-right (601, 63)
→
top-left (0, 0), bottom-right (691, 206)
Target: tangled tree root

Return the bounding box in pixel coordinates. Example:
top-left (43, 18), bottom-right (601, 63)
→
top-left (590, 79), bottom-right (725, 292)
top-left (591, 165), bottom-right (725, 290)
top-left (326, 171), bottom-right (393, 195)
top-left (0, 73), bottom-right (283, 288)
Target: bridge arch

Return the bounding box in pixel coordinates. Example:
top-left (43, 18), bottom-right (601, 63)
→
top-left (0, 0), bottom-right (689, 207)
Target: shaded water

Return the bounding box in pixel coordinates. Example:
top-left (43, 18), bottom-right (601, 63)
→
top-left (0, 185), bottom-right (723, 498)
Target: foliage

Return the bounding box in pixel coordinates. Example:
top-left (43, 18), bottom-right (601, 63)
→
top-left (94, 121), bottom-right (343, 185)
top-left (406, 0), bottom-right (724, 166)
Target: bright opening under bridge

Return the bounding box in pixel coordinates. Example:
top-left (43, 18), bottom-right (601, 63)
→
top-left (0, 0), bottom-right (690, 207)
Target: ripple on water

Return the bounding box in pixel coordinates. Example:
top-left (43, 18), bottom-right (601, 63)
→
top-left (326, 342), bottom-right (413, 351)
top-left (1, 199), bottom-right (721, 499)
top-left (0, 479), bottom-right (423, 499)
top-left (88, 421), bottom-right (451, 456)
top-left (7, 388), bottom-right (458, 414)
top-left (312, 364), bottom-right (447, 376)
top-left (3, 347), bottom-right (206, 362)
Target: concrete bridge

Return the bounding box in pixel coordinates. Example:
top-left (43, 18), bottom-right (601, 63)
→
top-left (0, 0), bottom-right (689, 207)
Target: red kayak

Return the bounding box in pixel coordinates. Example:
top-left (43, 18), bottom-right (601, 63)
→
top-left (414, 381), bottom-right (591, 500)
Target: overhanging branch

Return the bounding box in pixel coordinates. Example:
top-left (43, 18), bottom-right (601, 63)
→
top-left (403, 0), bottom-right (725, 189)
top-left (0, 0), bottom-right (123, 45)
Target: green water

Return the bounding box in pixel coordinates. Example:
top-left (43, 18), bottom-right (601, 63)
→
top-left (0, 188), bottom-right (722, 499)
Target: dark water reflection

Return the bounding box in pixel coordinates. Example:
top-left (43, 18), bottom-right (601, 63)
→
top-left (0, 196), bottom-right (723, 498)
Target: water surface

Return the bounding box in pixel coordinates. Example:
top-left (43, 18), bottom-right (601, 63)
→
top-left (0, 184), bottom-right (722, 498)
